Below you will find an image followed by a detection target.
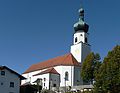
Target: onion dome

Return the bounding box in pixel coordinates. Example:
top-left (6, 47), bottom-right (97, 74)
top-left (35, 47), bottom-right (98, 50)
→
top-left (74, 8), bottom-right (89, 33)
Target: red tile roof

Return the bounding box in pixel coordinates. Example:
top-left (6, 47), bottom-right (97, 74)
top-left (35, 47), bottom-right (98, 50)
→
top-left (33, 68), bottom-right (59, 76)
top-left (23, 53), bottom-right (80, 74)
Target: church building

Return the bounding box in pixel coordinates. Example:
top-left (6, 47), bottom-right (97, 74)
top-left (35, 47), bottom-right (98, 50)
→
top-left (21, 7), bottom-right (91, 91)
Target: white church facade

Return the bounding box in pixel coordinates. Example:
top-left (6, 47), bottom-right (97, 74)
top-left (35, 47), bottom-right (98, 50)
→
top-left (21, 7), bottom-right (91, 90)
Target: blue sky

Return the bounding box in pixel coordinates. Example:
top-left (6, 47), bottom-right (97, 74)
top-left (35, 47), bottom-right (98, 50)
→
top-left (0, 0), bottom-right (120, 73)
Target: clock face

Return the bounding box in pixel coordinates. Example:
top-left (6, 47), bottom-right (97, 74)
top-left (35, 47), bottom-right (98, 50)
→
top-left (75, 49), bottom-right (80, 55)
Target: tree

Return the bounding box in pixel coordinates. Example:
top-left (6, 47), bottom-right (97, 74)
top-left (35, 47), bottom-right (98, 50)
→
top-left (81, 52), bottom-right (101, 84)
top-left (93, 53), bottom-right (101, 81)
top-left (94, 45), bottom-right (120, 93)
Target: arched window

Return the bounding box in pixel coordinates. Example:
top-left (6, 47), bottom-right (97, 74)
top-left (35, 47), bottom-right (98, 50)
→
top-left (75, 37), bottom-right (77, 43)
top-left (65, 72), bottom-right (69, 81)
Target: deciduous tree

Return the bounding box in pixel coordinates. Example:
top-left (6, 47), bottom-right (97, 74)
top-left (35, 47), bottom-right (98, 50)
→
top-left (94, 45), bottom-right (120, 93)
top-left (81, 52), bottom-right (101, 84)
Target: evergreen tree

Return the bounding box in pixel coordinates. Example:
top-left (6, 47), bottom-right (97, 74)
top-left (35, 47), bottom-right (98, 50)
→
top-left (94, 45), bottom-right (120, 93)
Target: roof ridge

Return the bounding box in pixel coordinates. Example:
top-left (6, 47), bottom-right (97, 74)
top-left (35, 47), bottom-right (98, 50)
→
top-left (32, 53), bottom-right (70, 66)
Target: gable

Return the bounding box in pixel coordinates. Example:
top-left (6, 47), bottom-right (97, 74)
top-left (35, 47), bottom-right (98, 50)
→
top-left (0, 66), bottom-right (25, 80)
top-left (33, 68), bottom-right (59, 76)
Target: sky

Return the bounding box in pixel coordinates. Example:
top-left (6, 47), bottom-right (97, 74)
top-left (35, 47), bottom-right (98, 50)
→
top-left (0, 0), bottom-right (120, 74)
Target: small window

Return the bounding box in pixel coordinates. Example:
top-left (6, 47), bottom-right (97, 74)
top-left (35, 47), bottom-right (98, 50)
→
top-left (44, 83), bottom-right (45, 86)
top-left (10, 82), bottom-right (14, 88)
top-left (44, 78), bottom-right (46, 81)
top-left (1, 71), bottom-right (5, 76)
top-left (65, 72), bottom-right (69, 81)
top-left (75, 37), bottom-right (77, 43)
top-left (85, 37), bottom-right (88, 43)
top-left (80, 34), bottom-right (83, 36)
top-left (1, 82), bottom-right (3, 85)
top-left (53, 84), bottom-right (56, 87)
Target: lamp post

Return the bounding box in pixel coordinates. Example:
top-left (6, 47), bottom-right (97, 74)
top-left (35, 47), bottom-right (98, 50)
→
top-left (64, 77), bottom-right (66, 92)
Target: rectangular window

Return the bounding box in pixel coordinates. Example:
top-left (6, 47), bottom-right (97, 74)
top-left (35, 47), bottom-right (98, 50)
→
top-left (10, 82), bottom-right (14, 88)
top-left (1, 82), bottom-right (3, 85)
top-left (1, 71), bottom-right (5, 76)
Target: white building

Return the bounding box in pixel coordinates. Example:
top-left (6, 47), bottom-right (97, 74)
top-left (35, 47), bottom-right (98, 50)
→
top-left (0, 66), bottom-right (25, 93)
top-left (21, 7), bottom-right (91, 90)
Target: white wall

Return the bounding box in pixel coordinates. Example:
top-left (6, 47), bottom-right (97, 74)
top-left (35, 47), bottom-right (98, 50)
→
top-left (33, 73), bottom-right (50, 89)
top-left (73, 32), bottom-right (89, 44)
top-left (31, 73), bottom-right (60, 90)
top-left (22, 65), bottom-right (81, 88)
top-left (74, 32), bottom-right (85, 44)
top-left (71, 43), bottom-right (82, 63)
top-left (54, 66), bottom-right (74, 87)
top-left (22, 68), bottom-right (60, 89)
top-left (0, 69), bottom-right (20, 93)
top-left (22, 69), bottom-right (47, 85)
top-left (71, 42), bottom-right (91, 63)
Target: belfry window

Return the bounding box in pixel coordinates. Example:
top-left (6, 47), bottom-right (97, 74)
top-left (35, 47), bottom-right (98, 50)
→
top-left (75, 37), bottom-right (77, 43)
top-left (85, 37), bottom-right (88, 43)
top-left (65, 72), bottom-right (69, 81)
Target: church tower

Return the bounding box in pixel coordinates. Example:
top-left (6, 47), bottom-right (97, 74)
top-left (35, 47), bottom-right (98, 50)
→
top-left (71, 8), bottom-right (91, 63)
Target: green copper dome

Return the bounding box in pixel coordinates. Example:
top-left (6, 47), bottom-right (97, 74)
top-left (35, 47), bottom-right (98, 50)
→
top-left (74, 8), bottom-right (89, 33)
